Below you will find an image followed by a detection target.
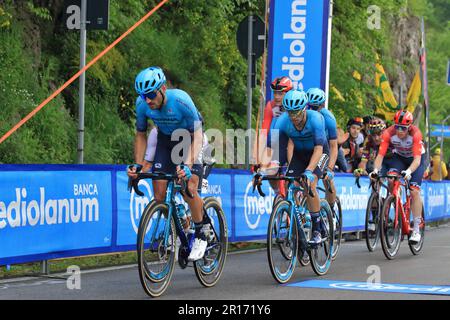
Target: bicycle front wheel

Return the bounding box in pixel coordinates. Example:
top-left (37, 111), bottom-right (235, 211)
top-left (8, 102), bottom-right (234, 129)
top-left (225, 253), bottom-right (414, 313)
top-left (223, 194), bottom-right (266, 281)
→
top-left (309, 199), bottom-right (334, 276)
top-left (267, 200), bottom-right (298, 284)
top-left (365, 192), bottom-right (381, 252)
top-left (380, 195), bottom-right (402, 260)
top-left (194, 197), bottom-right (228, 287)
top-left (137, 202), bottom-right (176, 298)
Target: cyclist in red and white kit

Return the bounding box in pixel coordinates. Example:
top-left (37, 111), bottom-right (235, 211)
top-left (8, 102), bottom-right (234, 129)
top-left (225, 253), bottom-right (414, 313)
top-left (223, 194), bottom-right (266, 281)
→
top-left (256, 76), bottom-right (293, 196)
top-left (369, 110), bottom-right (425, 244)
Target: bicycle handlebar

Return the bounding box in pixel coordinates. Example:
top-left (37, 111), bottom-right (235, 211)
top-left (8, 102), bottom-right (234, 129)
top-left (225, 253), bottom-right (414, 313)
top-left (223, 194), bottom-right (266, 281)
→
top-left (128, 170), bottom-right (194, 199)
top-left (355, 176), bottom-right (362, 189)
top-left (355, 172), bottom-right (410, 193)
top-left (252, 173), bottom-right (314, 198)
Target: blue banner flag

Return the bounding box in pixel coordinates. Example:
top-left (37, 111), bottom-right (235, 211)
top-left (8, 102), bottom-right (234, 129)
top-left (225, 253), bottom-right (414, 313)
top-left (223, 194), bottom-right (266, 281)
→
top-left (430, 124), bottom-right (450, 137)
top-left (267, 0), bottom-right (331, 99)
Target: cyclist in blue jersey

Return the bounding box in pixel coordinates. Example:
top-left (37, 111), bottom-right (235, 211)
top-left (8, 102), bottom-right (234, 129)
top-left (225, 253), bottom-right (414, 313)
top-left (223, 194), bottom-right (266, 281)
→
top-left (262, 90), bottom-right (329, 244)
top-left (306, 88), bottom-right (338, 208)
top-left (128, 66), bottom-right (208, 261)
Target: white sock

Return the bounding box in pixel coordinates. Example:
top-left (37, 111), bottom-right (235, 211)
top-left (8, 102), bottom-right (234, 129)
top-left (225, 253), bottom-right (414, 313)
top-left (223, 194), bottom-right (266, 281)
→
top-left (414, 217), bottom-right (421, 233)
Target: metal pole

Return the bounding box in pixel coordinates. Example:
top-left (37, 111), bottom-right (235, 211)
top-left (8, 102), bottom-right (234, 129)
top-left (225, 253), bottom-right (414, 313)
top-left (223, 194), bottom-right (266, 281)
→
top-left (77, 0), bottom-right (87, 164)
top-left (246, 15), bottom-right (254, 169)
top-left (41, 260), bottom-right (49, 275)
top-left (324, 0), bottom-right (333, 109)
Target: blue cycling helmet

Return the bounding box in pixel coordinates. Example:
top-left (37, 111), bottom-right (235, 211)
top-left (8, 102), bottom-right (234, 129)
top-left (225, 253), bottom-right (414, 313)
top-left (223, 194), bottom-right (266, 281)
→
top-left (282, 90), bottom-right (309, 111)
top-left (306, 88), bottom-right (326, 107)
top-left (134, 67), bottom-right (166, 95)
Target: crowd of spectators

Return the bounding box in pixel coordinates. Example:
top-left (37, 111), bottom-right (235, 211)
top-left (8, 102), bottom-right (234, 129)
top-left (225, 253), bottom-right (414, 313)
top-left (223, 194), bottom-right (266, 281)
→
top-left (335, 116), bottom-right (378, 174)
top-left (335, 115), bottom-right (450, 182)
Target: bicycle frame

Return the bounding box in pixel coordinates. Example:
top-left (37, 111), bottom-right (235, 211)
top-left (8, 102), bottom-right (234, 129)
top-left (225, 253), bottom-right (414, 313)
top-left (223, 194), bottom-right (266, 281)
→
top-left (162, 180), bottom-right (191, 249)
top-left (130, 172), bottom-right (194, 252)
top-left (253, 174), bottom-right (314, 245)
top-left (386, 174), bottom-right (421, 236)
top-left (285, 181), bottom-right (307, 242)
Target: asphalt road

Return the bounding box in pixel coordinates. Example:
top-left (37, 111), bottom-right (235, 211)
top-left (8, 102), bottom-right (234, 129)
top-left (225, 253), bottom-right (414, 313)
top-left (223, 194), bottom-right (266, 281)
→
top-left (2, 225), bottom-right (450, 300)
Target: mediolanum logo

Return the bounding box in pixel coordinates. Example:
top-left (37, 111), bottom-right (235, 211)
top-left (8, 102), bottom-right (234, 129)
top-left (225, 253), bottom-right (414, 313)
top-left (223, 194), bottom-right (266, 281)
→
top-left (243, 181), bottom-right (274, 230)
top-left (0, 185), bottom-right (100, 229)
top-left (282, 0), bottom-right (307, 90)
top-left (129, 180), bottom-right (153, 234)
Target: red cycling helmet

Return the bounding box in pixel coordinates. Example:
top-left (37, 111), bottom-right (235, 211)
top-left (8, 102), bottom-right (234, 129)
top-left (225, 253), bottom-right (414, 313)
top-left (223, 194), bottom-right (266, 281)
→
top-left (270, 76), bottom-right (293, 93)
top-left (394, 110), bottom-right (413, 126)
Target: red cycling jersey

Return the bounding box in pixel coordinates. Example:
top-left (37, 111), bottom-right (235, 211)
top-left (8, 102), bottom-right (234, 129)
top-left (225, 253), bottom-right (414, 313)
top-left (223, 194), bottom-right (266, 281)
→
top-left (378, 125), bottom-right (425, 158)
top-left (261, 100), bottom-right (284, 136)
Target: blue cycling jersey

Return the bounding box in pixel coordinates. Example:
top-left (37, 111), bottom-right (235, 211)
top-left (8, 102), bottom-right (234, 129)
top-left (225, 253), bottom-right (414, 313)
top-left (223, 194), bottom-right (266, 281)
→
top-left (268, 110), bottom-right (327, 152)
top-left (319, 108), bottom-right (338, 140)
top-left (135, 89), bottom-right (202, 135)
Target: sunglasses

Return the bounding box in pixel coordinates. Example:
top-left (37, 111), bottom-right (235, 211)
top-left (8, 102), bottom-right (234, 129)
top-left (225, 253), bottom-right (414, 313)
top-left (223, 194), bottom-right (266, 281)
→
top-left (140, 90), bottom-right (158, 101)
top-left (287, 109), bottom-right (303, 117)
top-left (368, 130), bottom-right (382, 136)
top-left (395, 125), bottom-right (409, 131)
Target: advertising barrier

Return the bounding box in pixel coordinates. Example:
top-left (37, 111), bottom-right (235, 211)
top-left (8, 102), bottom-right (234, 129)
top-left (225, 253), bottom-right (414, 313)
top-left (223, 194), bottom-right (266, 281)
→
top-left (1, 165), bottom-right (449, 265)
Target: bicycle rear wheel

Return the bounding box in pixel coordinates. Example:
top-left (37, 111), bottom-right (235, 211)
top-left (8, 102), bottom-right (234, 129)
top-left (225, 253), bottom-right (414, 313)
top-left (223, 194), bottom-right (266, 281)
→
top-left (137, 202), bottom-right (176, 298)
top-left (380, 195), bottom-right (402, 260)
top-left (309, 199), bottom-right (334, 276)
top-left (409, 204), bottom-right (425, 255)
top-left (194, 197), bottom-right (228, 287)
top-left (365, 192), bottom-right (381, 252)
top-left (267, 200), bottom-right (298, 284)
top-left (331, 197), bottom-right (342, 260)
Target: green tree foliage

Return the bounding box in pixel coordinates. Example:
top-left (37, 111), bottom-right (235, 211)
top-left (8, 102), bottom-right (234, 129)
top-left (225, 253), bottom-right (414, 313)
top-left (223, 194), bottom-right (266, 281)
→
top-left (0, 0), bottom-right (448, 164)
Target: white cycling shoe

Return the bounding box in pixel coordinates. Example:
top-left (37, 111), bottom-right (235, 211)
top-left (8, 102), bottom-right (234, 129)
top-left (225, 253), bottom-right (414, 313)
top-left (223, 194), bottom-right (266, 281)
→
top-left (188, 237), bottom-right (208, 261)
top-left (308, 231), bottom-right (323, 245)
top-left (409, 231), bottom-right (421, 244)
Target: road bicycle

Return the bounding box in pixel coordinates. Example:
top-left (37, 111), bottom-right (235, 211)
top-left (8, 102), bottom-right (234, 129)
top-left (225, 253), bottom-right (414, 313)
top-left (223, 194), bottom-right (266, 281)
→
top-left (252, 173), bottom-right (334, 284)
top-left (129, 170), bottom-right (228, 297)
top-left (374, 171), bottom-right (425, 260)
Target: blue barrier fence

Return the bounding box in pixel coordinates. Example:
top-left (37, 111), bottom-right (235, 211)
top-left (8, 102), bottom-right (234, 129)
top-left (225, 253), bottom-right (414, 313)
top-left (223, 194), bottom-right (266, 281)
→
top-left (1, 165), bottom-right (449, 266)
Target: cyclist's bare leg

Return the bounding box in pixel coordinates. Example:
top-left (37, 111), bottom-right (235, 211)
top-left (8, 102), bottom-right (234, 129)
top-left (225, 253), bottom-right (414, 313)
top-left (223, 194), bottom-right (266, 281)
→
top-left (410, 187), bottom-right (423, 220)
top-left (182, 174), bottom-right (204, 223)
top-left (325, 179), bottom-right (336, 206)
top-left (269, 179), bottom-right (280, 194)
top-left (306, 175), bottom-right (320, 212)
top-left (153, 180), bottom-right (168, 203)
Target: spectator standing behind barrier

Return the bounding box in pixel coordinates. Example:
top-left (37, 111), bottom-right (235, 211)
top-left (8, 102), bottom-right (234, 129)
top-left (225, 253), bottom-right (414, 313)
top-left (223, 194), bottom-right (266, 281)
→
top-left (356, 116), bottom-right (376, 143)
top-left (335, 127), bottom-right (348, 172)
top-left (430, 148), bottom-right (448, 181)
top-left (338, 117), bottom-right (364, 173)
